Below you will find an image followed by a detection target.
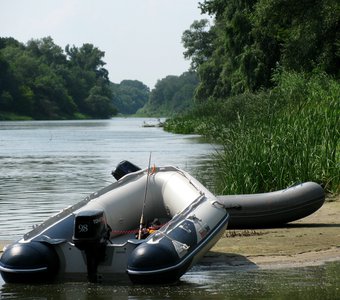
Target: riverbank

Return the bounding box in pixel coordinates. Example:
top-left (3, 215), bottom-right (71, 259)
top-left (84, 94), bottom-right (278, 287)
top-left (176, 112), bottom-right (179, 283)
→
top-left (1, 196), bottom-right (339, 269)
top-left (207, 195), bottom-right (340, 269)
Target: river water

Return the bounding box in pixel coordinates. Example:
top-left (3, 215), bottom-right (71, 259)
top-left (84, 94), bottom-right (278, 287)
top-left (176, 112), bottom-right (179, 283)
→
top-left (0, 118), bottom-right (339, 299)
top-left (0, 118), bottom-right (217, 241)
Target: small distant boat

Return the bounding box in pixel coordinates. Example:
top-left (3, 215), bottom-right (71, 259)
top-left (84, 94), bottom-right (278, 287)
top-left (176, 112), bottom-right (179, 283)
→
top-left (142, 119), bottom-right (164, 128)
top-left (0, 162), bottom-right (229, 284)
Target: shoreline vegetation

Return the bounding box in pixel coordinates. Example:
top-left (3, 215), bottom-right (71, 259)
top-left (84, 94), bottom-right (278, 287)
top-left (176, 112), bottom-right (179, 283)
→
top-left (164, 70), bottom-right (339, 196)
top-left (162, 0), bottom-right (339, 197)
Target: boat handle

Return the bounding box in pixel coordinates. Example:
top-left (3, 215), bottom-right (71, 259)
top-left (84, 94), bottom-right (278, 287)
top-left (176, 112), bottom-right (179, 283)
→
top-left (210, 200), bottom-right (226, 209)
top-left (211, 200), bottom-right (243, 210)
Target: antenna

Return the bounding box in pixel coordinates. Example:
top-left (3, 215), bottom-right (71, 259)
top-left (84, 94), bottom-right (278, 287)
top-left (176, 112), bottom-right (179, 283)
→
top-left (138, 152), bottom-right (152, 240)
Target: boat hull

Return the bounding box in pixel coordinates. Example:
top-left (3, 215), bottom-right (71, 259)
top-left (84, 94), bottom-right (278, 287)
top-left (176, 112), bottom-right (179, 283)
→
top-left (127, 201), bottom-right (229, 283)
top-left (218, 182), bottom-right (325, 228)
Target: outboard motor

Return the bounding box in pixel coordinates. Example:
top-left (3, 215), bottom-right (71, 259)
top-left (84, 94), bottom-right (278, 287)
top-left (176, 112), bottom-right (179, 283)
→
top-left (112, 160), bottom-right (141, 180)
top-left (73, 209), bottom-right (111, 282)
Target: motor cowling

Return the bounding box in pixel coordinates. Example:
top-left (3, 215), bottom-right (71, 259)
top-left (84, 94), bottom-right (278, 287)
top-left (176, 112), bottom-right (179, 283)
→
top-left (73, 209), bottom-right (111, 282)
top-left (111, 160), bottom-right (141, 180)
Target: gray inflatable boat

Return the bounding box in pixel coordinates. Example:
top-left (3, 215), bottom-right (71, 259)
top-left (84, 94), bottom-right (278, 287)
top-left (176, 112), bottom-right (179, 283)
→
top-left (113, 161), bottom-right (325, 228)
top-left (217, 182), bottom-right (325, 228)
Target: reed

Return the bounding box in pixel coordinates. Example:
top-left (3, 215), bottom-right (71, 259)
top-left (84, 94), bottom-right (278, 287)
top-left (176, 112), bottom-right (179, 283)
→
top-left (215, 71), bottom-right (339, 194)
top-left (165, 71), bottom-right (339, 194)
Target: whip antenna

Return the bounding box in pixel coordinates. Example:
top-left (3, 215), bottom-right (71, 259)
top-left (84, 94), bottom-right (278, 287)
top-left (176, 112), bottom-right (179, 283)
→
top-left (138, 152), bottom-right (152, 240)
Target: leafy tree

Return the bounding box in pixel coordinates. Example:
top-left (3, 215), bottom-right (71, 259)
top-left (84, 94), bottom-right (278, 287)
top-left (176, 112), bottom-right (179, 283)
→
top-left (85, 85), bottom-right (116, 118)
top-left (186, 0), bottom-right (340, 103)
top-left (65, 43), bottom-right (115, 117)
top-left (141, 72), bottom-right (199, 116)
top-left (26, 37), bottom-right (66, 66)
top-left (111, 80), bottom-right (150, 114)
top-left (252, 0), bottom-right (340, 75)
top-left (0, 37), bottom-right (117, 119)
top-left (182, 19), bottom-right (216, 71)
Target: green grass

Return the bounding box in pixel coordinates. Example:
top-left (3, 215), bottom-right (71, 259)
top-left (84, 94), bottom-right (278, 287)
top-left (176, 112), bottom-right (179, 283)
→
top-left (0, 112), bottom-right (33, 121)
top-left (216, 71), bottom-right (339, 194)
top-left (165, 71), bottom-right (339, 195)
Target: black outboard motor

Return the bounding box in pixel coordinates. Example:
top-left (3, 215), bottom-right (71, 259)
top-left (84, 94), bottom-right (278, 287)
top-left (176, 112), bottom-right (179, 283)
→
top-left (112, 160), bottom-right (141, 180)
top-left (73, 209), bottom-right (111, 282)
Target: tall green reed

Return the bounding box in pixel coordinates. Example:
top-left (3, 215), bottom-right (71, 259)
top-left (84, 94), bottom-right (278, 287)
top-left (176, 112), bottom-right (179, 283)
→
top-left (215, 71), bottom-right (339, 195)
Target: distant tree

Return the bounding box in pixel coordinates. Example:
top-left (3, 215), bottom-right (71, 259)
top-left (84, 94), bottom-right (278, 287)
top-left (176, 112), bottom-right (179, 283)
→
top-left (0, 37), bottom-right (117, 119)
top-left (65, 43), bottom-right (116, 117)
top-left (141, 72), bottom-right (199, 116)
top-left (111, 80), bottom-right (150, 114)
top-left (26, 37), bottom-right (66, 66)
top-left (85, 85), bottom-right (116, 118)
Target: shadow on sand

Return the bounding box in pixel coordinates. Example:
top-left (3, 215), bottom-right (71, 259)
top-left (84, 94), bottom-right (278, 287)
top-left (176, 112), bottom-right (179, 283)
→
top-left (200, 251), bottom-right (258, 269)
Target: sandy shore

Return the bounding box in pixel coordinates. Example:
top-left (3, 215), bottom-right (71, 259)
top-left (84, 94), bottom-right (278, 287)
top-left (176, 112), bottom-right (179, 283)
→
top-left (207, 194), bottom-right (340, 269)
top-left (1, 195), bottom-right (339, 269)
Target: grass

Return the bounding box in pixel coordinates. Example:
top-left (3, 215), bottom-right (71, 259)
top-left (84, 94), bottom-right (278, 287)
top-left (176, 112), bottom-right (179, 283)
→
top-left (0, 112), bottom-right (33, 121)
top-left (216, 72), bottom-right (339, 195)
top-left (165, 70), bottom-right (339, 195)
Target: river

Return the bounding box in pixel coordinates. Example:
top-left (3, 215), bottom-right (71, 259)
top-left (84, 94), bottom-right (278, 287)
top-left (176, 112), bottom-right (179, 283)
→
top-left (0, 118), bottom-right (339, 299)
top-left (0, 118), bottom-right (217, 241)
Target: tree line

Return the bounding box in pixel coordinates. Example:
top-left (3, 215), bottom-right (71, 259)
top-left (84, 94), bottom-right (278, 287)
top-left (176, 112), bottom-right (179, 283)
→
top-left (0, 36), bottom-right (199, 120)
top-left (165, 0), bottom-right (339, 194)
top-left (182, 0), bottom-right (339, 102)
top-left (0, 37), bottom-right (116, 119)
top-left (138, 72), bottom-right (198, 116)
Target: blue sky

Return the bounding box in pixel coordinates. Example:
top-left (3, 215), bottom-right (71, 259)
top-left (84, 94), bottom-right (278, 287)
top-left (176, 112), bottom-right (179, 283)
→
top-left (0, 0), bottom-right (207, 88)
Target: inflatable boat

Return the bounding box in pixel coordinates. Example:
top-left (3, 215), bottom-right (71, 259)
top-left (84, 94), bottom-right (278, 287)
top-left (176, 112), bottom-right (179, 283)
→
top-left (0, 164), bottom-right (229, 284)
top-left (217, 182), bottom-right (325, 228)
top-left (110, 161), bottom-right (325, 228)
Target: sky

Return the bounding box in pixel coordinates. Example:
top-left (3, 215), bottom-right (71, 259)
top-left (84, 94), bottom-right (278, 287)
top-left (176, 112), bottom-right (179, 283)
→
top-left (0, 0), bottom-right (208, 89)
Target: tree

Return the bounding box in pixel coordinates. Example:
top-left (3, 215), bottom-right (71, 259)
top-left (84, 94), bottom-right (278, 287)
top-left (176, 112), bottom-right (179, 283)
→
top-left (182, 19), bottom-right (216, 71)
top-left (141, 72), bottom-right (199, 116)
top-left (85, 85), bottom-right (116, 118)
top-left (0, 37), bottom-right (117, 119)
top-left (252, 0), bottom-right (340, 75)
top-left (111, 80), bottom-right (150, 114)
top-left (186, 0), bottom-right (340, 103)
top-left (26, 37), bottom-right (66, 66)
top-left (65, 43), bottom-right (115, 117)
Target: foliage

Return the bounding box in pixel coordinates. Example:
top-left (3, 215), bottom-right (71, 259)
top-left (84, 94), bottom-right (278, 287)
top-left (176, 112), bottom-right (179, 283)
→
top-left (166, 0), bottom-right (340, 194)
top-left (167, 71), bottom-right (339, 194)
top-left (186, 0), bottom-right (340, 102)
top-left (111, 80), bottom-right (150, 115)
top-left (0, 37), bottom-right (117, 119)
top-left (182, 19), bottom-right (216, 71)
top-left (215, 71), bottom-right (339, 195)
top-left (139, 72), bottom-right (199, 116)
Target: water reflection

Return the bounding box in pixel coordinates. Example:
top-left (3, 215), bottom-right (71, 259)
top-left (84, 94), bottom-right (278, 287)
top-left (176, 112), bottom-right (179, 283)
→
top-left (1, 262), bottom-right (339, 299)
